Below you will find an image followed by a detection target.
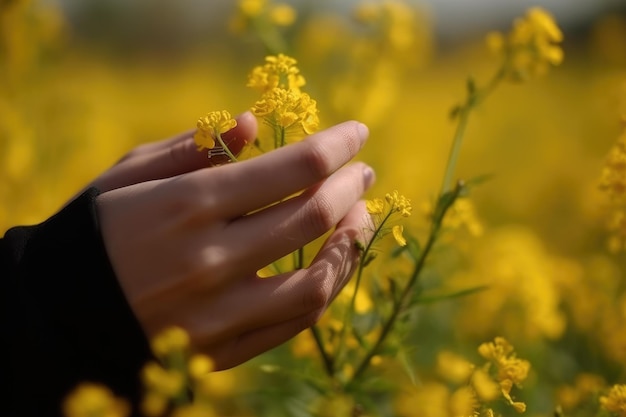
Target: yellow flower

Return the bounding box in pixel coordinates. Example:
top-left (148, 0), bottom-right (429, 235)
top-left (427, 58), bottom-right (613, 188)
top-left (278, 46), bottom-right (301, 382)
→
top-left (269, 4), bottom-right (296, 26)
top-left (392, 224), bottom-right (407, 246)
top-left (472, 369), bottom-right (500, 402)
top-left (600, 135), bottom-right (626, 202)
top-left (247, 53), bottom-right (306, 94)
top-left (436, 350), bottom-right (475, 384)
top-left (601, 384), bottom-right (626, 417)
top-left (194, 111), bottom-right (237, 151)
top-left (63, 383), bottom-right (129, 417)
top-left (238, 0), bottom-right (265, 17)
top-left (478, 337), bottom-right (530, 413)
top-left (142, 361), bottom-right (185, 397)
top-left (385, 190), bottom-right (412, 217)
top-left (150, 326), bottom-right (190, 358)
top-left (366, 198), bottom-right (385, 215)
top-left (488, 7), bottom-right (564, 81)
top-left (251, 87), bottom-right (319, 135)
top-left (188, 354), bottom-right (215, 380)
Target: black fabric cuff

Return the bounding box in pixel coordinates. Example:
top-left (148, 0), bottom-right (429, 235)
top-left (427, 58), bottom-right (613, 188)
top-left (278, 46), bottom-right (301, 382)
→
top-left (1, 188), bottom-right (151, 417)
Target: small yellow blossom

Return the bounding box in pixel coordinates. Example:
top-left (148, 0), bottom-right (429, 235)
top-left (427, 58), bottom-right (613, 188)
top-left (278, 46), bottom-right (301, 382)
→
top-left (188, 354), bottom-right (215, 380)
top-left (601, 384), bottom-right (626, 417)
top-left (366, 198), bottom-right (385, 215)
top-left (385, 190), bottom-right (412, 217)
top-left (436, 350), bottom-right (474, 384)
top-left (251, 87), bottom-right (319, 135)
top-left (63, 383), bottom-right (129, 417)
top-left (392, 224), bottom-right (407, 246)
top-left (194, 111), bottom-right (237, 151)
top-left (142, 361), bottom-right (185, 397)
top-left (600, 135), bottom-right (626, 202)
top-left (478, 337), bottom-right (530, 412)
top-left (247, 53), bottom-right (306, 94)
top-left (472, 368), bottom-right (500, 402)
top-left (151, 326), bottom-right (191, 358)
top-left (269, 4), bottom-right (296, 26)
top-left (488, 7), bottom-right (564, 81)
top-left (238, 0), bottom-right (265, 17)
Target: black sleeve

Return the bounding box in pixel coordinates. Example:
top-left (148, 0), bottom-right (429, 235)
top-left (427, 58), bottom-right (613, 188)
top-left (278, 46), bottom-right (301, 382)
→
top-left (0, 188), bottom-right (153, 417)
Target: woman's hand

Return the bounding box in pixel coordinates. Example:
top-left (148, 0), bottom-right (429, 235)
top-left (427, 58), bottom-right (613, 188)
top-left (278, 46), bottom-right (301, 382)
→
top-left (95, 119), bottom-right (375, 369)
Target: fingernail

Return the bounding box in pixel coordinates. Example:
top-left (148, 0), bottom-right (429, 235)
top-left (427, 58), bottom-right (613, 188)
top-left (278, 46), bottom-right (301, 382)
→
top-left (357, 122), bottom-right (369, 147)
top-left (363, 165), bottom-right (376, 189)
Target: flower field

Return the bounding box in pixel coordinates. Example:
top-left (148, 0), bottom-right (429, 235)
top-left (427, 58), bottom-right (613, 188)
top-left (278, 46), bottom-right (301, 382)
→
top-left (2, 1), bottom-right (626, 416)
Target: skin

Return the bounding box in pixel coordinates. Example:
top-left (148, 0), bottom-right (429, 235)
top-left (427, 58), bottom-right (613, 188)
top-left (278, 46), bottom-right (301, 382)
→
top-left (91, 112), bottom-right (375, 370)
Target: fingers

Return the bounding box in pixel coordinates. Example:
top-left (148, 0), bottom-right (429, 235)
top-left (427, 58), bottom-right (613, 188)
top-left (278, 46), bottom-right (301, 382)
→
top-left (224, 163), bottom-right (375, 275)
top-left (182, 120), bottom-right (369, 219)
top-left (93, 112), bottom-right (257, 193)
top-left (207, 201), bottom-right (373, 369)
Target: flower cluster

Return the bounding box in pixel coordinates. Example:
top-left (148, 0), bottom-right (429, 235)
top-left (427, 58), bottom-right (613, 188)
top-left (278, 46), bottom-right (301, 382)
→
top-left (486, 7), bottom-right (563, 81)
top-left (229, 0), bottom-right (296, 36)
top-left (193, 110), bottom-right (237, 152)
top-left (600, 384), bottom-right (626, 417)
top-left (600, 118), bottom-right (626, 252)
top-left (600, 126), bottom-right (626, 203)
top-left (477, 337), bottom-right (530, 413)
top-left (140, 327), bottom-right (217, 417)
top-left (249, 53), bottom-right (319, 146)
top-left (63, 384), bottom-right (129, 417)
top-left (366, 190), bottom-right (412, 247)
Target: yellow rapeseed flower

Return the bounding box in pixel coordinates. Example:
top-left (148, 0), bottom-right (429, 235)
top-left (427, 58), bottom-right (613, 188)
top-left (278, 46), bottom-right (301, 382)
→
top-left (385, 190), bottom-right (412, 217)
top-left (478, 337), bottom-right (530, 412)
top-left (392, 224), bottom-right (407, 246)
top-left (63, 383), bottom-right (129, 417)
top-left (150, 326), bottom-right (191, 358)
top-left (141, 361), bottom-right (185, 398)
top-left (251, 87), bottom-right (319, 135)
top-left (601, 384), bottom-right (626, 417)
top-left (600, 134), bottom-right (626, 203)
top-left (238, 0), bottom-right (265, 17)
top-left (188, 354), bottom-right (215, 380)
top-left (194, 111), bottom-right (237, 151)
top-left (366, 198), bottom-right (385, 215)
top-left (247, 53), bottom-right (306, 94)
top-left (487, 7), bottom-right (563, 81)
top-left (269, 4), bottom-right (296, 26)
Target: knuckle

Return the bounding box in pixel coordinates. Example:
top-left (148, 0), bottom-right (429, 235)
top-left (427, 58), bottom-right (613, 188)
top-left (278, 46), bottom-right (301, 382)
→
top-left (303, 280), bottom-right (331, 312)
top-left (302, 192), bottom-right (336, 237)
top-left (301, 140), bottom-right (333, 179)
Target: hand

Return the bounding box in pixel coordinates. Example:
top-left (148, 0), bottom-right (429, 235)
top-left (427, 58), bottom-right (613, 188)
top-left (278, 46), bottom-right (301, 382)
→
top-left (95, 120), bottom-right (375, 369)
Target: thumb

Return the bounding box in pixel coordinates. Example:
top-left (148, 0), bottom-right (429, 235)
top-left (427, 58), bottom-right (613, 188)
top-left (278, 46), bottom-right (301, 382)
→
top-left (93, 111), bottom-right (258, 193)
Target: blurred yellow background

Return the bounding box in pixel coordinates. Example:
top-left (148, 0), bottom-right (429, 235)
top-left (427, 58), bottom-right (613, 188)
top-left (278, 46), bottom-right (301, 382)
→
top-left (3, 0), bottom-right (626, 416)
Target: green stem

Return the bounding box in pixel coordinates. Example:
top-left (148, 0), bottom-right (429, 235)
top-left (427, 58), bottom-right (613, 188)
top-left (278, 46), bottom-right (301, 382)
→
top-left (215, 133), bottom-right (238, 163)
top-left (310, 325), bottom-right (334, 376)
top-left (280, 126), bottom-right (286, 148)
top-left (335, 211), bottom-right (393, 371)
top-left (440, 107), bottom-right (471, 194)
top-left (348, 185), bottom-right (462, 386)
top-left (440, 68), bottom-right (505, 194)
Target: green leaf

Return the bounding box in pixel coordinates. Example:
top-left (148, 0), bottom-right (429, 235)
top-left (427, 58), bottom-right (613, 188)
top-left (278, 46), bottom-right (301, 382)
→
top-left (397, 348), bottom-right (420, 386)
top-left (362, 252), bottom-right (378, 267)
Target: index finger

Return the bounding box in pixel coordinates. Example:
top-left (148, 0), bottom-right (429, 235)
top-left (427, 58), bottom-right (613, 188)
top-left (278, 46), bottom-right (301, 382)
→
top-left (181, 120), bottom-right (369, 219)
